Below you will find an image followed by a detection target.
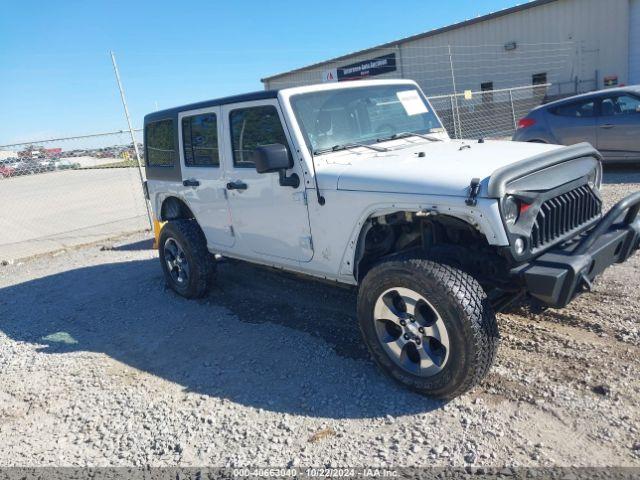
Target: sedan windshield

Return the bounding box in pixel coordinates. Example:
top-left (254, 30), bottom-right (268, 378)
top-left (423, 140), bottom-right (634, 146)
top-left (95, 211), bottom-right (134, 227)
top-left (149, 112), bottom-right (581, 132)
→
top-left (290, 84), bottom-right (443, 154)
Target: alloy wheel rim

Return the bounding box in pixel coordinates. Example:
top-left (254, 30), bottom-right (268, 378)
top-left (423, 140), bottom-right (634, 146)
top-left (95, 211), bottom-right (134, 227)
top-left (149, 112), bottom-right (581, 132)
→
top-left (373, 287), bottom-right (450, 377)
top-left (164, 237), bottom-right (190, 285)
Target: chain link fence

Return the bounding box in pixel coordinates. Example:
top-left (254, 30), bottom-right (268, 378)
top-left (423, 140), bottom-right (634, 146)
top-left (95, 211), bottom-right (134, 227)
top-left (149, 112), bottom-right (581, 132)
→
top-left (0, 131), bottom-right (151, 262)
top-left (429, 84), bottom-right (550, 140)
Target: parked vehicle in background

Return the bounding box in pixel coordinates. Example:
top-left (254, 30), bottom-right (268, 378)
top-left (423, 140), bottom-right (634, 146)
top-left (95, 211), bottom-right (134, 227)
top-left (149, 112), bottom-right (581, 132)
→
top-left (0, 160), bottom-right (16, 178)
top-left (54, 158), bottom-right (81, 170)
top-left (513, 86), bottom-right (640, 163)
top-left (0, 158), bottom-right (33, 176)
top-left (144, 79), bottom-right (640, 399)
top-left (3, 158), bottom-right (53, 176)
top-left (36, 158), bottom-right (56, 172)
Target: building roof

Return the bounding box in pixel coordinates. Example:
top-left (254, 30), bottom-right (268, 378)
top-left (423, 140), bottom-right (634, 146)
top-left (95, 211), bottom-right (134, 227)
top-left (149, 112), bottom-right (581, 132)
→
top-left (144, 90), bottom-right (279, 123)
top-left (261, 0), bottom-right (561, 82)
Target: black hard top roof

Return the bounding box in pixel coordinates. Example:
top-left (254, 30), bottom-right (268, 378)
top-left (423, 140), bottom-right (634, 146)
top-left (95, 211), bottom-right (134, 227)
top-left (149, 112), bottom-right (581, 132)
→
top-left (144, 89), bottom-right (279, 124)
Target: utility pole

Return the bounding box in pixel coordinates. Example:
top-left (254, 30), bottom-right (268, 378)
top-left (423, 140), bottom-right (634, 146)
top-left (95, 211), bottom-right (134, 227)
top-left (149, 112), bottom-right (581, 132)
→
top-left (110, 51), bottom-right (153, 230)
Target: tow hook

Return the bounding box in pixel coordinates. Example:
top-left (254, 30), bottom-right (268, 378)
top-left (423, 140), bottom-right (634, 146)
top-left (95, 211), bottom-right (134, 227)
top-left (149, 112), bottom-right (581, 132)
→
top-left (579, 271), bottom-right (593, 292)
top-left (465, 178), bottom-right (481, 206)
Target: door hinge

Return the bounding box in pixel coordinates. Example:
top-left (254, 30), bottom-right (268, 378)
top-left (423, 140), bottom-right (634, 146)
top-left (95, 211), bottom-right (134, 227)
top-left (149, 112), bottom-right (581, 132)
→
top-left (229, 225), bottom-right (235, 237)
top-left (293, 191), bottom-right (307, 205)
top-left (300, 235), bottom-right (313, 250)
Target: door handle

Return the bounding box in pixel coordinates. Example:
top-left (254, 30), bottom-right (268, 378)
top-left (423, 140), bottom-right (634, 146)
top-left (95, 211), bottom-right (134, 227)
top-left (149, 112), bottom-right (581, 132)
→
top-left (183, 179), bottom-right (200, 187)
top-left (226, 180), bottom-right (248, 190)
top-left (600, 124), bottom-right (615, 129)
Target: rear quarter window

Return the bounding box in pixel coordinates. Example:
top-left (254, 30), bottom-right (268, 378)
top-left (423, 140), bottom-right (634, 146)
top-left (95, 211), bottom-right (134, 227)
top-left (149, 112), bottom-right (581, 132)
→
top-left (550, 100), bottom-right (594, 118)
top-left (145, 119), bottom-right (175, 167)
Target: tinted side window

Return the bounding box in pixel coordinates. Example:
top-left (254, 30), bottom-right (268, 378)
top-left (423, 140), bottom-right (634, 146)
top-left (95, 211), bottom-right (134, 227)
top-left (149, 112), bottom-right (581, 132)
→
top-left (230, 106), bottom-right (288, 168)
top-left (146, 119), bottom-right (174, 166)
top-left (551, 101), bottom-right (594, 118)
top-left (601, 95), bottom-right (640, 116)
top-left (182, 113), bottom-right (219, 167)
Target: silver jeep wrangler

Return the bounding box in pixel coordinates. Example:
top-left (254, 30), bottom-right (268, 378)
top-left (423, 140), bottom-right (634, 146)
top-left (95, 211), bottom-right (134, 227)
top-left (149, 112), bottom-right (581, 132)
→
top-left (144, 80), bottom-right (640, 399)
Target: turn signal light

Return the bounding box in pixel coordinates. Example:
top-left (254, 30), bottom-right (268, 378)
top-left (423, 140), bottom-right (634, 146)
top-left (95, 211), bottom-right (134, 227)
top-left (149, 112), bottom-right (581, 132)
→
top-left (519, 202), bottom-right (532, 214)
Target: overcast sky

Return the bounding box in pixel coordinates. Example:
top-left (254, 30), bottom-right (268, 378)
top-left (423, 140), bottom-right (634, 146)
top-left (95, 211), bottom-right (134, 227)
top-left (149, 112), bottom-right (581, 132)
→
top-left (0, 0), bottom-right (521, 145)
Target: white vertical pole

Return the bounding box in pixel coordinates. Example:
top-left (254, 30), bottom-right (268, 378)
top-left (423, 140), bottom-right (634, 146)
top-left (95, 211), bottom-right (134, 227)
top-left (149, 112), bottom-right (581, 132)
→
top-left (509, 88), bottom-right (518, 130)
top-left (449, 95), bottom-right (458, 139)
top-left (448, 45), bottom-right (462, 139)
top-left (110, 51), bottom-right (153, 230)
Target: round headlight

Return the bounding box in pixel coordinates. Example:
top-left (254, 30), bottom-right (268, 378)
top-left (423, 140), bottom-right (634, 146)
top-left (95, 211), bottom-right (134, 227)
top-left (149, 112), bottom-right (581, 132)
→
top-left (503, 196), bottom-right (519, 225)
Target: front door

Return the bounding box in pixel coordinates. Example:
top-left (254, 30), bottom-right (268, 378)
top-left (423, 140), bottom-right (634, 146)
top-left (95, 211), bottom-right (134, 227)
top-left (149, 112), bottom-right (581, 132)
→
top-left (596, 93), bottom-right (640, 161)
top-left (178, 106), bottom-right (235, 248)
top-left (221, 100), bottom-right (313, 262)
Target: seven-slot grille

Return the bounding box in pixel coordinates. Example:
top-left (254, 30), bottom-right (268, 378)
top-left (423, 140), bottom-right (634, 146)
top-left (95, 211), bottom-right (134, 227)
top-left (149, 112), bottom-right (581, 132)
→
top-left (530, 185), bottom-right (602, 250)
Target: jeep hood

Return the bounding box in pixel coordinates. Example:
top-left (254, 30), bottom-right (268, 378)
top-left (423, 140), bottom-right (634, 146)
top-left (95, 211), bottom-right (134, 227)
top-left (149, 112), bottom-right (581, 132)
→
top-left (319, 139), bottom-right (562, 198)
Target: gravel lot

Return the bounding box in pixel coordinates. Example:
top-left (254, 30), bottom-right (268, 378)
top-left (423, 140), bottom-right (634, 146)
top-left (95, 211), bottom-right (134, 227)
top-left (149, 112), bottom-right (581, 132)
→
top-left (0, 169), bottom-right (639, 468)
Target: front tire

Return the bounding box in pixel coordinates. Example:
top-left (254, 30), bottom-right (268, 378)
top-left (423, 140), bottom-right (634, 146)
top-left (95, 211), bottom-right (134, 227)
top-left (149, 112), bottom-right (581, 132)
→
top-left (357, 256), bottom-right (498, 399)
top-left (159, 220), bottom-right (215, 299)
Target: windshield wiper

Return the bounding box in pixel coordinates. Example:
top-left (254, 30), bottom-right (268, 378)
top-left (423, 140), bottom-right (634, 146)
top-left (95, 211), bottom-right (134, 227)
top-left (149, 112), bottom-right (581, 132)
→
top-left (313, 142), bottom-right (389, 155)
top-left (377, 131), bottom-right (443, 143)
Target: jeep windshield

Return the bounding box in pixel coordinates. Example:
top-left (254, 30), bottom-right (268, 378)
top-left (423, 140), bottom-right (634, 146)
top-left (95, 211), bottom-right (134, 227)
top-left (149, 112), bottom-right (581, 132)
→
top-left (290, 84), bottom-right (444, 155)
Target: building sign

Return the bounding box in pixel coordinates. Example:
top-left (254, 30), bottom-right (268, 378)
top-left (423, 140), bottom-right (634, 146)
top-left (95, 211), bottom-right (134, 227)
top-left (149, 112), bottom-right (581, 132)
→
top-left (322, 68), bottom-right (338, 83)
top-left (604, 75), bottom-right (619, 87)
top-left (335, 53), bottom-right (397, 81)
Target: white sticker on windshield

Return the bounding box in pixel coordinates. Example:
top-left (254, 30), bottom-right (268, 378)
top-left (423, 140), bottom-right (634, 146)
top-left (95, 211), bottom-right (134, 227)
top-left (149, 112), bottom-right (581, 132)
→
top-left (396, 89), bottom-right (429, 116)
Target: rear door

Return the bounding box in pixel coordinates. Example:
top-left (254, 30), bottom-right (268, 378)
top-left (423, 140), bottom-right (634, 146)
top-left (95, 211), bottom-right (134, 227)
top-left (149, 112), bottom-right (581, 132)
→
top-left (545, 99), bottom-right (597, 146)
top-left (177, 106), bottom-right (235, 248)
top-left (596, 93), bottom-right (640, 162)
top-left (220, 99), bottom-right (313, 262)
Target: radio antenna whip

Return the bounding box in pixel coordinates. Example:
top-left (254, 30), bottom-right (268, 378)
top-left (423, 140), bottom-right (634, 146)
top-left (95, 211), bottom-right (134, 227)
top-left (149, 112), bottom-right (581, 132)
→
top-left (308, 149), bottom-right (325, 206)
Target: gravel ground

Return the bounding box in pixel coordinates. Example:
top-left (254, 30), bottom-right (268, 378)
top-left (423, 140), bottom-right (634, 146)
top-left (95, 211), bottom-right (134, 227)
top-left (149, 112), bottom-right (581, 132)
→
top-left (0, 169), bottom-right (639, 468)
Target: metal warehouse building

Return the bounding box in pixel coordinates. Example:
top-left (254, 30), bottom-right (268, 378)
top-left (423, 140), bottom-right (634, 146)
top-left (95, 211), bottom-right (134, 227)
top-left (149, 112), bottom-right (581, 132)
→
top-left (262, 0), bottom-right (640, 97)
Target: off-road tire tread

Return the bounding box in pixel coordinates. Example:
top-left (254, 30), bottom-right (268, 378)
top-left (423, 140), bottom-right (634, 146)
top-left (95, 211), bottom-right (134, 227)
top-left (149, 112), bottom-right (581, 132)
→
top-left (358, 253), bottom-right (498, 399)
top-left (160, 219), bottom-right (214, 299)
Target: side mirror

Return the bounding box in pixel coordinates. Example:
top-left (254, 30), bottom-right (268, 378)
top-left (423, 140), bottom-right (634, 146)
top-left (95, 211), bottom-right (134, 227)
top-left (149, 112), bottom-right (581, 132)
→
top-left (253, 144), bottom-right (299, 188)
top-left (253, 144), bottom-right (292, 173)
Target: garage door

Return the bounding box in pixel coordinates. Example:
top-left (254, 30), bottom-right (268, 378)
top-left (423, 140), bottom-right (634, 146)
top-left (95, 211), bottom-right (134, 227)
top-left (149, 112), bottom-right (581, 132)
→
top-left (631, 0), bottom-right (640, 84)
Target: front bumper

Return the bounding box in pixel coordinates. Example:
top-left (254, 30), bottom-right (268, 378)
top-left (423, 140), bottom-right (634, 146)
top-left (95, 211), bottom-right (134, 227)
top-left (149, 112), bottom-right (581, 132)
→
top-left (512, 192), bottom-right (640, 308)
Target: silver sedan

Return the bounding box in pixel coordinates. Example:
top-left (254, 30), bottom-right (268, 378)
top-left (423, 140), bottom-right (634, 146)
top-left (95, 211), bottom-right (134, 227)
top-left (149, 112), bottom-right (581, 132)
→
top-left (513, 85), bottom-right (640, 163)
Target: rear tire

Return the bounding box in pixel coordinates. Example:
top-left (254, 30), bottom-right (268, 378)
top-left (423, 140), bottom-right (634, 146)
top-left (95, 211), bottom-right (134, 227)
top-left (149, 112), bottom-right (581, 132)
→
top-left (159, 220), bottom-right (215, 299)
top-left (357, 255), bottom-right (498, 399)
